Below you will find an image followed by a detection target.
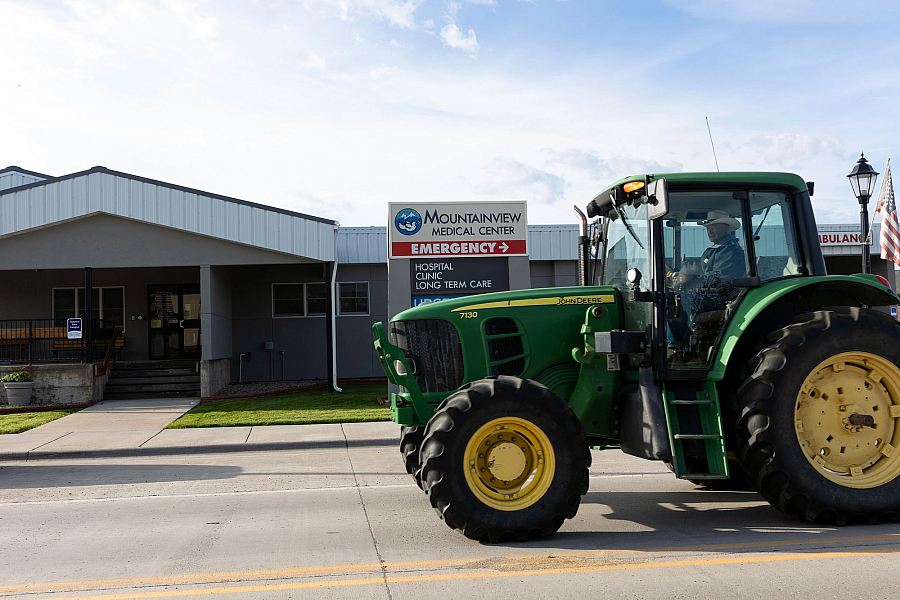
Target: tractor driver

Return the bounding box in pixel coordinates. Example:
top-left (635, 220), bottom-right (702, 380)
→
top-left (667, 210), bottom-right (746, 355)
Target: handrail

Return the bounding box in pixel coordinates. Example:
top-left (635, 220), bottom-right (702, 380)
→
top-left (0, 319), bottom-right (117, 364)
top-left (95, 327), bottom-right (121, 377)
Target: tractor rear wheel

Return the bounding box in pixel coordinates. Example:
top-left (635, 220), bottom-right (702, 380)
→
top-left (400, 426), bottom-right (425, 490)
top-left (419, 376), bottom-right (591, 542)
top-left (736, 307), bottom-right (900, 524)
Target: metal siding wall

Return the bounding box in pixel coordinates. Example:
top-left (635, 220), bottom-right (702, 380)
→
top-left (29, 185), bottom-right (44, 225)
top-left (265, 210), bottom-right (278, 250)
top-left (239, 205), bottom-right (252, 244)
top-left (528, 225), bottom-right (578, 261)
top-left (336, 227), bottom-right (387, 264)
top-left (198, 195), bottom-right (212, 236)
top-left (226, 202), bottom-right (240, 240)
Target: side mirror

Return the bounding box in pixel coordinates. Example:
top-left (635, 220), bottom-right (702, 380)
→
top-left (647, 178), bottom-right (669, 220)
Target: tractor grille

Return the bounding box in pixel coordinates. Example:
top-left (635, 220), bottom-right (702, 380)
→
top-left (390, 319), bottom-right (464, 393)
top-left (484, 318), bottom-right (526, 377)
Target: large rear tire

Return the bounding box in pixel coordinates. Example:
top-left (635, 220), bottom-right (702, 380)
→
top-left (419, 376), bottom-right (591, 542)
top-left (736, 307), bottom-right (900, 524)
top-left (400, 426), bottom-right (425, 490)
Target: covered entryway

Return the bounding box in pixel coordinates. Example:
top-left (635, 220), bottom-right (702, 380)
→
top-left (148, 284), bottom-right (202, 360)
top-left (0, 166), bottom-right (339, 401)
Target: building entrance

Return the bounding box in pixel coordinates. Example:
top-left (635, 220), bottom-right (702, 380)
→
top-left (148, 284), bottom-right (201, 359)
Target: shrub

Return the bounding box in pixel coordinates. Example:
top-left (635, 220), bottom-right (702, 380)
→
top-left (0, 370), bottom-right (33, 383)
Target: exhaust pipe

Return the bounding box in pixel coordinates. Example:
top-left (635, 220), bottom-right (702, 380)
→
top-left (574, 205), bottom-right (589, 286)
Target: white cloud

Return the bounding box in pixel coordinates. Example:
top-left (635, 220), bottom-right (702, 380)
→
top-left (161, 0), bottom-right (218, 40)
top-left (544, 149), bottom-right (683, 180)
top-left (302, 51), bottom-right (327, 70)
top-left (304, 0), bottom-right (423, 28)
top-left (370, 63), bottom-right (398, 79)
top-left (744, 133), bottom-right (844, 169)
top-left (440, 23), bottom-right (479, 53)
top-left (481, 158), bottom-right (566, 204)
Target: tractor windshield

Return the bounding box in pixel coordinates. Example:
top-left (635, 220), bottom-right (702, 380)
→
top-left (664, 189), bottom-right (802, 368)
top-left (602, 199), bottom-right (652, 339)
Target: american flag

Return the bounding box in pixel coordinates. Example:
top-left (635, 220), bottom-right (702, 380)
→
top-left (877, 162), bottom-right (899, 266)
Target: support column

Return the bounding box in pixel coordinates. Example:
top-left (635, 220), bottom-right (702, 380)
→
top-left (199, 265), bottom-right (233, 397)
top-left (325, 262), bottom-right (335, 394)
top-left (84, 267), bottom-right (93, 364)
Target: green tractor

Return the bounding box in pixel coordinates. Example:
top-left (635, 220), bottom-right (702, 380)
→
top-left (373, 172), bottom-right (900, 542)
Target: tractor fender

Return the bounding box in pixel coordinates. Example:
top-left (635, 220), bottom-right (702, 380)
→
top-left (709, 274), bottom-right (898, 381)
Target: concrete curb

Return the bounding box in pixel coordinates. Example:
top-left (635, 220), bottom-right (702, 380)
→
top-left (200, 378), bottom-right (388, 402)
top-left (0, 436), bottom-right (398, 462)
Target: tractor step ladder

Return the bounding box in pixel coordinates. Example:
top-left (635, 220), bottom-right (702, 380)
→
top-left (662, 382), bottom-right (729, 479)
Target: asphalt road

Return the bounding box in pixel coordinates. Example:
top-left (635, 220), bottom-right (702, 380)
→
top-left (2, 422), bottom-right (899, 599)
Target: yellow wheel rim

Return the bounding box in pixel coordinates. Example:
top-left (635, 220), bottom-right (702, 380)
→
top-left (794, 352), bottom-right (900, 489)
top-left (463, 417), bottom-right (556, 511)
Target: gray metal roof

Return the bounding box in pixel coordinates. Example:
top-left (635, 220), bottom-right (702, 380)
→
top-left (0, 166), bottom-right (49, 192)
top-left (0, 166), bottom-right (338, 262)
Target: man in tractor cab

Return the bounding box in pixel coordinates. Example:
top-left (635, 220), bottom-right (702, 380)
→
top-left (696, 210), bottom-right (745, 281)
top-left (667, 210), bottom-right (747, 359)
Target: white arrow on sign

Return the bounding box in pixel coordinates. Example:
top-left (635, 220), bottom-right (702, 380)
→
top-left (499, 242), bottom-right (509, 253)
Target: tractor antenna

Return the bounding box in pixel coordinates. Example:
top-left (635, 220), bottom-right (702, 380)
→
top-left (706, 117), bottom-right (720, 172)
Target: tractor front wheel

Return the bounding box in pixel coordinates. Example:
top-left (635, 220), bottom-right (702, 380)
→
top-left (400, 426), bottom-right (425, 489)
top-left (419, 376), bottom-right (591, 542)
top-left (736, 307), bottom-right (900, 524)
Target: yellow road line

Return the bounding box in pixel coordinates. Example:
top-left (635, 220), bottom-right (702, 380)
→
top-left (4, 533), bottom-right (899, 596)
top-left (31, 548), bottom-right (900, 600)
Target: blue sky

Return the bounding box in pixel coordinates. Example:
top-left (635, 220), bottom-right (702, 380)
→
top-left (2, 0), bottom-right (898, 227)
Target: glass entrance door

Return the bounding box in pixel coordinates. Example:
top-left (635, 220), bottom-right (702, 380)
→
top-left (181, 291), bottom-right (201, 358)
top-left (148, 285), bottom-right (201, 359)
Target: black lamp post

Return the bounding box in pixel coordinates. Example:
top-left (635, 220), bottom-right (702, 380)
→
top-left (847, 153), bottom-right (880, 274)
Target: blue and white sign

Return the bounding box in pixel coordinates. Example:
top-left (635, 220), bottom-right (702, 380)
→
top-left (412, 295), bottom-right (465, 307)
top-left (892, 306), bottom-right (897, 318)
top-left (67, 318), bottom-right (83, 339)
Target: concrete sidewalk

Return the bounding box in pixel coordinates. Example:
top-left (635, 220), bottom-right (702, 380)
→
top-left (0, 398), bottom-right (398, 461)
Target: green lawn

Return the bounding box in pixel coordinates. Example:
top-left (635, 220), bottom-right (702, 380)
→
top-left (0, 410), bottom-right (79, 434)
top-left (167, 383), bottom-right (390, 428)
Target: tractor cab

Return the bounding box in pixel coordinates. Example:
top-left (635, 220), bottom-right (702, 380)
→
top-left (587, 173), bottom-right (816, 373)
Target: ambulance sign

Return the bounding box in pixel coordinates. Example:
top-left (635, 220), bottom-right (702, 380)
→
top-left (389, 201), bottom-right (528, 259)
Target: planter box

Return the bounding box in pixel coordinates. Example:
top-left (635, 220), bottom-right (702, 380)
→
top-left (3, 382), bottom-right (34, 406)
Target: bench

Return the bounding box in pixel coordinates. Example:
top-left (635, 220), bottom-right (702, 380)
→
top-left (0, 325), bottom-right (123, 363)
top-left (53, 336), bottom-right (125, 360)
top-left (0, 327), bottom-right (67, 360)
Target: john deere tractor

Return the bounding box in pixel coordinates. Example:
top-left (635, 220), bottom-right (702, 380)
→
top-left (373, 172), bottom-right (900, 542)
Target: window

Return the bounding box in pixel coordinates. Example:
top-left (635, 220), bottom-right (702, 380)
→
top-left (339, 282), bottom-right (369, 315)
top-left (307, 284), bottom-right (327, 316)
top-left (750, 192), bottom-right (803, 281)
top-left (52, 287), bottom-right (126, 331)
top-left (272, 283), bottom-right (327, 317)
top-left (272, 284), bottom-right (305, 317)
top-left (602, 200), bottom-right (652, 337)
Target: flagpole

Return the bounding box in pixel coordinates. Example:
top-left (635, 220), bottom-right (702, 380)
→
top-left (866, 158), bottom-right (890, 245)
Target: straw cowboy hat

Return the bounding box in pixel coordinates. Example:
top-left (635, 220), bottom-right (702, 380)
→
top-left (700, 210), bottom-right (740, 232)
